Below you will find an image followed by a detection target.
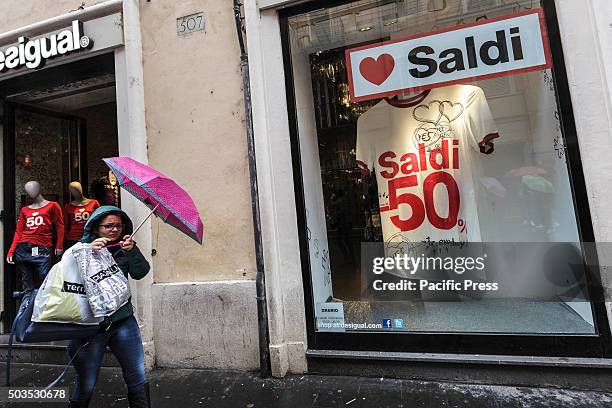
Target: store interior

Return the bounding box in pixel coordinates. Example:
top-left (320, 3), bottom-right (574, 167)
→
top-left (5, 58), bottom-right (120, 212)
top-left (1, 53), bottom-right (120, 323)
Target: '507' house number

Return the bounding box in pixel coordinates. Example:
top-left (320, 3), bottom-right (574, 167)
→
top-left (177, 13), bottom-right (205, 36)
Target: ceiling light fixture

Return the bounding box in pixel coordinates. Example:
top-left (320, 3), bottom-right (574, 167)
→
top-left (355, 10), bottom-right (374, 33)
top-left (427, 0), bottom-right (446, 12)
top-left (383, 1), bottom-right (400, 26)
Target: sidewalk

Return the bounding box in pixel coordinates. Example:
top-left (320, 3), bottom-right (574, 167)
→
top-left (2, 363), bottom-right (612, 407)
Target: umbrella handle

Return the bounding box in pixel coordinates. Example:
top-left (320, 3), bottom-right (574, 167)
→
top-left (130, 203), bottom-right (160, 241)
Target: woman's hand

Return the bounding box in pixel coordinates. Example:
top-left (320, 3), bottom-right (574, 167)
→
top-left (120, 235), bottom-right (135, 251)
top-left (90, 237), bottom-right (111, 250)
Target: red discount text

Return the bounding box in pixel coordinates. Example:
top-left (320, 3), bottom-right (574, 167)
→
top-left (378, 139), bottom-right (460, 232)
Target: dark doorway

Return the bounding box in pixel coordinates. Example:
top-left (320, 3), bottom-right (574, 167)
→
top-left (1, 53), bottom-right (119, 330)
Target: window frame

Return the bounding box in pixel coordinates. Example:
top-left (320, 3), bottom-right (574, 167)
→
top-left (279, 0), bottom-right (612, 357)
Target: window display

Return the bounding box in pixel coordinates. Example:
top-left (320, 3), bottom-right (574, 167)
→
top-left (286, 0), bottom-right (597, 336)
top-left (356, 84), bottom-right (498, 251)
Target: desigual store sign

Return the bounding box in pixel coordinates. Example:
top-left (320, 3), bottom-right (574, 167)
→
top-left (0, 13), bottom-right (124, 79)
top-left (0, 21), bottom-right (93, 72)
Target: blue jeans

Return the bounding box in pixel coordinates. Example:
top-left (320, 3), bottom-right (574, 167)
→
top-left (67, 315), bottom-right (147, 401)
top-left (14, 243), bottom-right (53, 292)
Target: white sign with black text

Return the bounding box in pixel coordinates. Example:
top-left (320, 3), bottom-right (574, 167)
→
top-left (346, 10), bottom-right (551, 102)
top-left (316, 302), bottom-right (346, 332)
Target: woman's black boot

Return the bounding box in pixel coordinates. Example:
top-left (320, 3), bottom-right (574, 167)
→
top-left (68, 398), bottom-right (91, 407)
top-left (127, 382), bottom-right (151, 408)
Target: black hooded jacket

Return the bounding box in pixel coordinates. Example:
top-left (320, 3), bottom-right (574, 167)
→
top-left (80, 205), bottom-right (150, 323)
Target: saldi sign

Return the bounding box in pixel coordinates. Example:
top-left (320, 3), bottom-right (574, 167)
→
top-left (346, 10), bottom-right (552, 102)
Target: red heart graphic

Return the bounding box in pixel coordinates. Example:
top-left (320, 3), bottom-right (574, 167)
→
top-left (359, 54), bottom-right (395, 86)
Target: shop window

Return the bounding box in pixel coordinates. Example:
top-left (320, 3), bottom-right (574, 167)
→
top-left (285, 0), bottom-right (598, 337)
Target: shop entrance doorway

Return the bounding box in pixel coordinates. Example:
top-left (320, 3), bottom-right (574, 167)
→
top-left (1, 53), bottom-right (119, 331)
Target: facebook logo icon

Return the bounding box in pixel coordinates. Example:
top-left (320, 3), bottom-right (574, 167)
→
top-left (393, 319), bottom-right (404, 329)
top-left (382, 319), bottom-right (392, 329)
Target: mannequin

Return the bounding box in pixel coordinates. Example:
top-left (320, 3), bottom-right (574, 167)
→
top-left (91, 172), bottom-right (119, 206)
top-left (63, 181), bottom-right (100, 249)
top-left (6, 181), bottom-right (65, 292)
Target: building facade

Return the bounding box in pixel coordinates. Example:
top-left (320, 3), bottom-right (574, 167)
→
top-left (0, 0), bottom-right (259, 371)
top-left (1, 0), bottom-right (612, 385)
top-left (244, 0), bottom-right (612, 380)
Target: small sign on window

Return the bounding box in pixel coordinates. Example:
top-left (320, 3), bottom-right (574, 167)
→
top-left (177, 13), bottom-right (205, 36)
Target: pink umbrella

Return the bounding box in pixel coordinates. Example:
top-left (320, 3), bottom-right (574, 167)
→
top-left (102, 157), bottom-right (204, 244)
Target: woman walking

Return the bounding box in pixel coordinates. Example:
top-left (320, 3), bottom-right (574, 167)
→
top-left (68, 205), bottom-right (151, 407)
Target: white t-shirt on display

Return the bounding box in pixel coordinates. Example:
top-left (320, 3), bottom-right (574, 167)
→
top-left (356, 85), bottom-right (499, 275)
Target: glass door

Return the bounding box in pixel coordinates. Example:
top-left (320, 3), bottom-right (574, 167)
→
top-left (2, 103), bottom-right (84, 329)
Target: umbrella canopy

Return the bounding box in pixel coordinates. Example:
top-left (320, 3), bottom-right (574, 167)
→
top-left (506, 166), bottom-right (547, 178)
top-left (522, 174), bottom-right (555, 194)
top-left (103, 157), bottom-right (204, 244)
